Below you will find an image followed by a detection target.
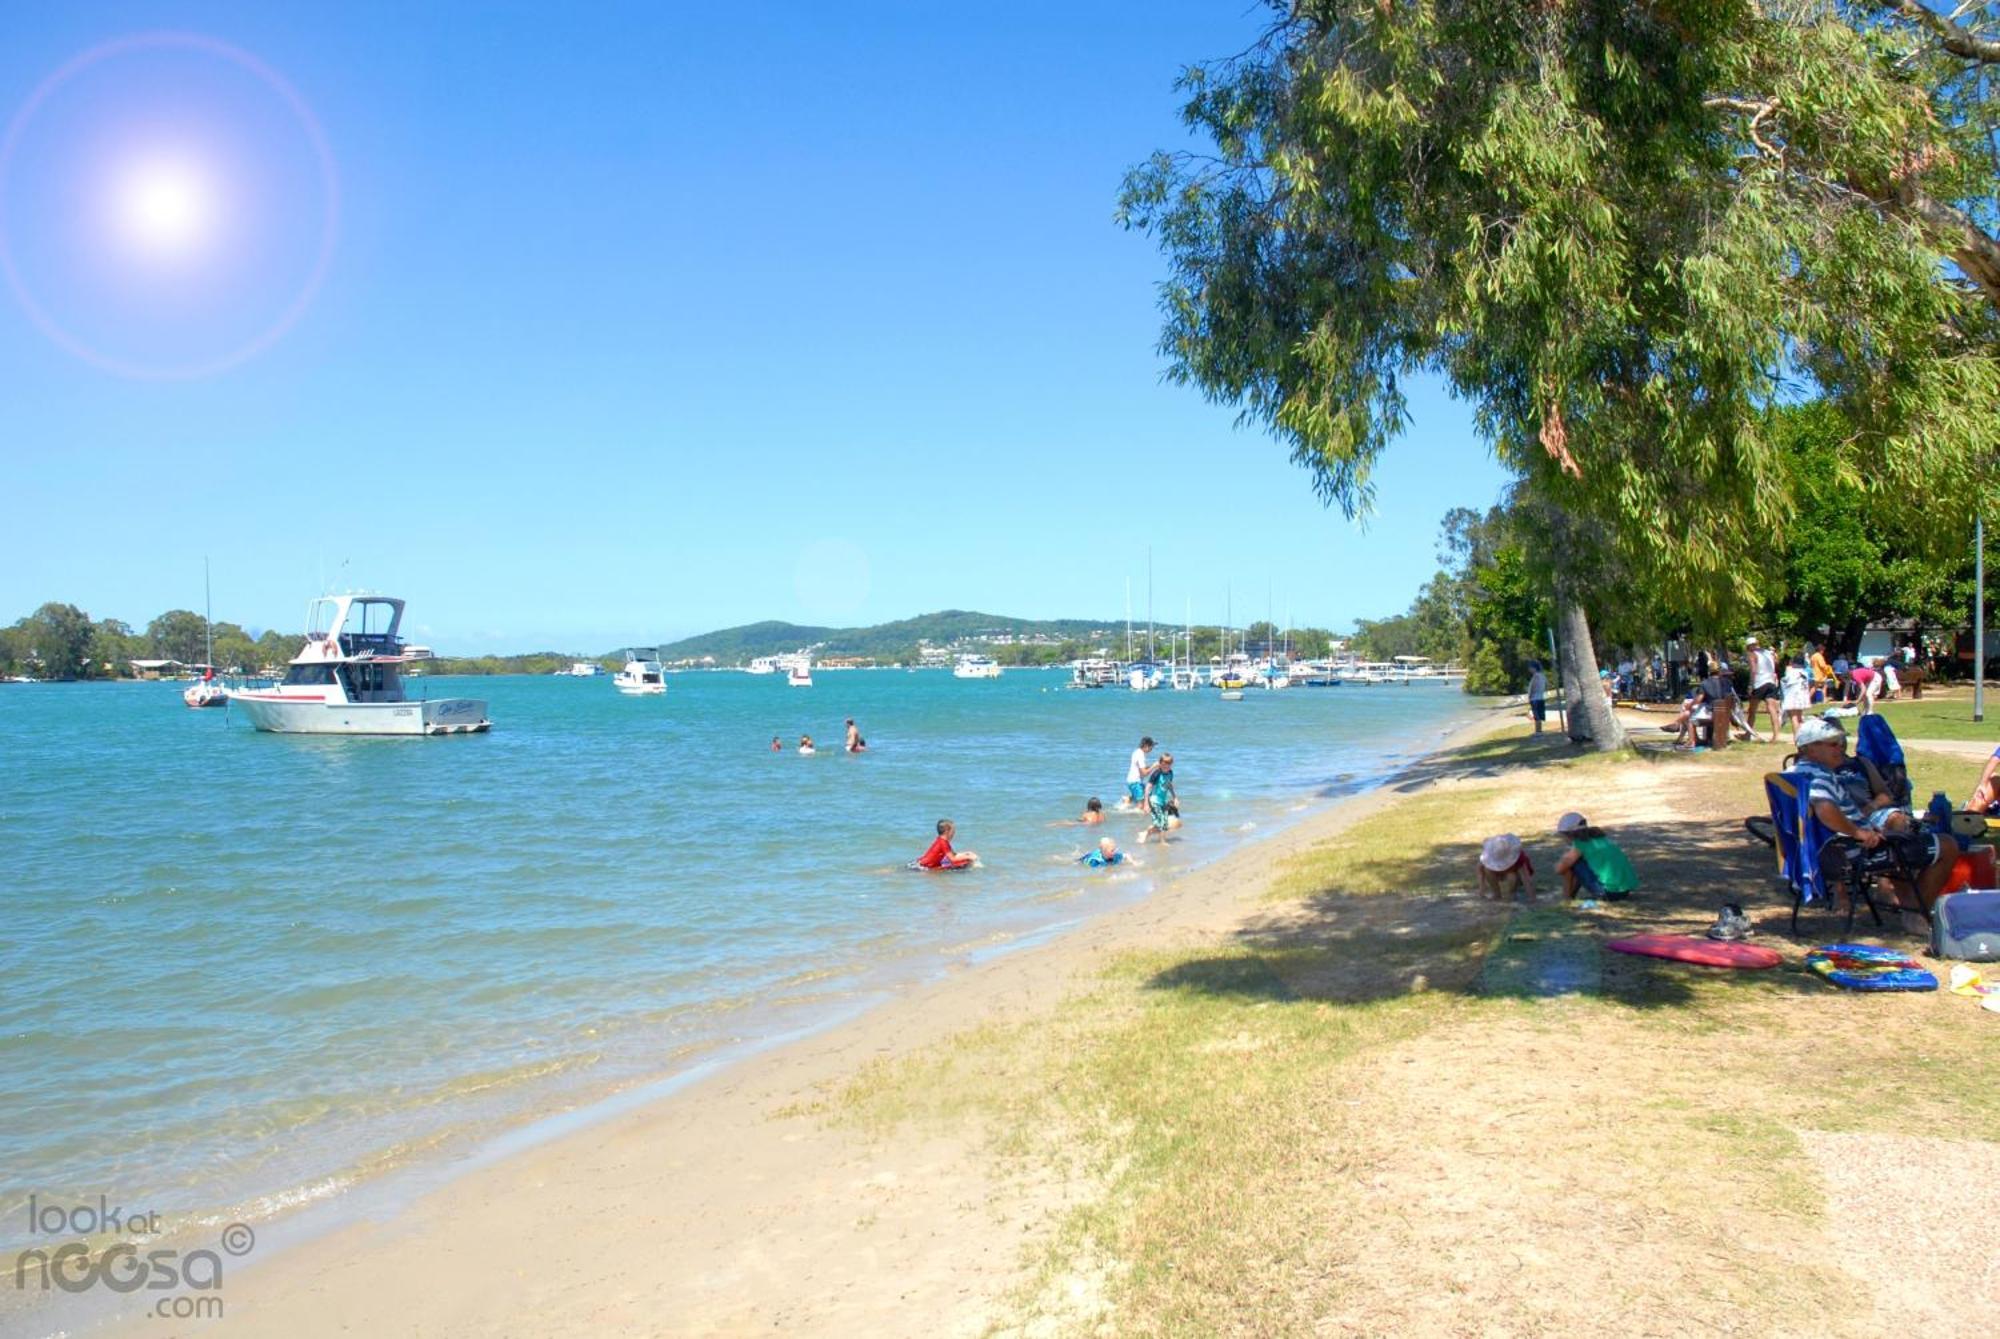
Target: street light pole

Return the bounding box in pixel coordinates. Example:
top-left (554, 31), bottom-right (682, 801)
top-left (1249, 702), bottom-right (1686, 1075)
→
top-left (1977, 515), bottom-right (1986, 724)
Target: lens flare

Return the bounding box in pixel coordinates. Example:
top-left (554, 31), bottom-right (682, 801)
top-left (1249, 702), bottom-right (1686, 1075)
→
top-left (110, 152), bottom-right (219, 259)
top-left (0, 32), bottom-right (338, 379)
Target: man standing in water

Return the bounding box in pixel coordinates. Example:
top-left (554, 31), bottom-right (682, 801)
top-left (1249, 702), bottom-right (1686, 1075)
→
top-left (1125, 737), bottom-right (1156, 809)
top-left (844, 718), bottom-right (866, 752)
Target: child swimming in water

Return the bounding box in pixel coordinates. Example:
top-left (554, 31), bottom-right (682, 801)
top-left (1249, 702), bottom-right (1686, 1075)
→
top-left (1081, 835), bottom-right (1123, 867)
top-left (799, 735), bottom-right (815, 755)
top-left (915, 818), bottom-right (978, 870)
top-left (1079, 797), bottom-right (1104, 825)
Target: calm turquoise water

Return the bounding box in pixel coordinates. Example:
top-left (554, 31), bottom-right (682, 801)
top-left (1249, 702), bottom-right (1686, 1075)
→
top-left (0, 670), bottom-right (1475, 1247)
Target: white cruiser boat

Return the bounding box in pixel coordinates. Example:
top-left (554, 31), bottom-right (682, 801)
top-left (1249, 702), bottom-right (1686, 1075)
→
top-left (953, 655), bottom-right (1002, 679)
top-left (229, 595), bottom-right (490, 735)
top-left (788, 660), bottom-right (813, 687)
top-left (1067, 657), bottom-right (1120, 689)
top-left (614, 649), bottom-right (666, 695)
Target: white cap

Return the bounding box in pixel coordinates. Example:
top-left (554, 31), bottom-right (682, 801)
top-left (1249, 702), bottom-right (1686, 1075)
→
top-left (1555, 812), bottom-right (1588, 835)
top-left (1480, 833), bottom-right (1524, 872)
top-left (1745, 635), bottom-right (1759, 645)
top-left (1796, 717), bottom-right (1845, 747)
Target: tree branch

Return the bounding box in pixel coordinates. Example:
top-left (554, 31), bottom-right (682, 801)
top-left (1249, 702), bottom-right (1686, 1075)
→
top-left (1703, 94), bottom-right (1783, 157)
top-left (1872, 0), bottom-right (2000, 65)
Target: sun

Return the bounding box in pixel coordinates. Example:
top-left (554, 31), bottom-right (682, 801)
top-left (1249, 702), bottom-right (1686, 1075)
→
top-left (109, 152), bottom-right (220, 259)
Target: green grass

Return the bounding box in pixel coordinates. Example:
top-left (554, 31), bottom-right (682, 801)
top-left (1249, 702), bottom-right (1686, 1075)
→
top-left (797, 731), bottom-right (2000, 1336)
top-left (1874, 691), bottom-right (2000, 742)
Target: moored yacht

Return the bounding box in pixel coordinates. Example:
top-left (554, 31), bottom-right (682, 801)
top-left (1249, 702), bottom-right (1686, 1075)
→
top-left (228, 595), bottom-right (490, 735)
top-left (952, 655), bottom-right (1002, 679)
top-left (614, 649), bottom-right (667, 695)
top-left (788, 659), bottom-right (813, 687)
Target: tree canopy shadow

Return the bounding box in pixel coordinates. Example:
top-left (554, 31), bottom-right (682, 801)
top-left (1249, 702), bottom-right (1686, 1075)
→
top-left (1145, 809), bottom-right (1863, 1014)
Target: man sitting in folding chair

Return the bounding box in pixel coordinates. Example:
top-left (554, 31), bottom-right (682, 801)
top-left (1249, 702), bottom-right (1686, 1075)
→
top-left (1793, 717), bottom-right (1957, 917)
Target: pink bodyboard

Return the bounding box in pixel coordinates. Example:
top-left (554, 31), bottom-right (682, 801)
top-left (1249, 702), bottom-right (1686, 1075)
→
top-left (1606, 934), bottom-right (1781, 969)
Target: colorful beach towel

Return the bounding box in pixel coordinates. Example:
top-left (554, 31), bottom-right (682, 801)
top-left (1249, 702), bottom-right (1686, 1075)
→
top-left (1806, 944), bottom-right (1938, 992)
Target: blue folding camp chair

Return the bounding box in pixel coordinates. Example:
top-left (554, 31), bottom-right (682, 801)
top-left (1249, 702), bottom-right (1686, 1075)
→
top-left (1854, 714), bottom-right (1912, 808)
top-left (1762, 770), bottom-right (1886, 936)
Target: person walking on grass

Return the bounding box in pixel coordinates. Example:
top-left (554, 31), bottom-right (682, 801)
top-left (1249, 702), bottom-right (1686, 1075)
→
top-left (1746, 636), bottom-right (1782, 743)
top-left (1527, 661), bottom-right (1548, 734)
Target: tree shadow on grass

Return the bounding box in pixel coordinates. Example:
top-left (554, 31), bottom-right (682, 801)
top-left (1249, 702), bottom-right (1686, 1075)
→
top-left (1145, 810), bottom-right (1855, 1013)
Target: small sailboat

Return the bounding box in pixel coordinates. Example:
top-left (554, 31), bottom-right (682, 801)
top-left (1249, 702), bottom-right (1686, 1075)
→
top-left (183, 559), bottom-right (228, 709)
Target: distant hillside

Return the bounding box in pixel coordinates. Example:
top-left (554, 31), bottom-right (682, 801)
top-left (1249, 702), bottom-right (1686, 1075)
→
top-left (656, 610), bottom-right (1123, 666)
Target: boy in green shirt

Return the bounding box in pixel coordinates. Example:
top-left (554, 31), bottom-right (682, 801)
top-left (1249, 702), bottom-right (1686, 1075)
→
top-left (1554, 811), bottom-right (1638, 902)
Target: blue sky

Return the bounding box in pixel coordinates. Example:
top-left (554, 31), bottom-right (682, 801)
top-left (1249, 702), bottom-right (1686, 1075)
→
top-left (0, 2), bottom-right (1512, 653)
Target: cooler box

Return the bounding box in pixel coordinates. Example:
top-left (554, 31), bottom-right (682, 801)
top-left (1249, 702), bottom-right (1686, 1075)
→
top-left (1931, 890), bottom-right (2000, 961)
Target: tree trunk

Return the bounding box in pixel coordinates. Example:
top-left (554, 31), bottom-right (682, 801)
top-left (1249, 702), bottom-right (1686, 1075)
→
top-left (1552, 589), bottom-right (1626, 752)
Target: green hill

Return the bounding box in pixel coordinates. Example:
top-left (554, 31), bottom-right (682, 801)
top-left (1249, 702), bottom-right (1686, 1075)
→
top-left (656, 610), bottom-right (1124, 666)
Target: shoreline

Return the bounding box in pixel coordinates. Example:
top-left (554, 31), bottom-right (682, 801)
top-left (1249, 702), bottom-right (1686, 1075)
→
top-left (60, 700), bottom-right (1515, 1338)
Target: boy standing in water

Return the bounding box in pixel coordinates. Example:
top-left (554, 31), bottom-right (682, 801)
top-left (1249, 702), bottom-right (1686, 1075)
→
top-left (1125, 737), bottom-right (1156, 809)
top-left (1138, 753), bottom-right (1177, 843)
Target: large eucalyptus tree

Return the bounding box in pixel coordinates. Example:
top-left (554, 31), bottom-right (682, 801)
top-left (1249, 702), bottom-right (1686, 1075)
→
top-left (1124, 0), bottom-right (1998, 749)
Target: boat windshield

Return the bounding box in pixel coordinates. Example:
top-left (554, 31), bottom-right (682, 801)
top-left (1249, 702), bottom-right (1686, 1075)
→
top-left (339, 661), bottom-right (403, 702)
top-left (283, 663), bottom-right (338, 686)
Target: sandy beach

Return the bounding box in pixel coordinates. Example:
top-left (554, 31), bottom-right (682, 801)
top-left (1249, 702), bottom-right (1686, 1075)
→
top-left (71, 709), bottom-right (1516, 1338)
top-left (74, 693), bottom-right (2000, 1337)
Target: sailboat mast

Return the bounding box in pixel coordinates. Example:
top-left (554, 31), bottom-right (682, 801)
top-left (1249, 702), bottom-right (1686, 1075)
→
top-left (1146, 548), bottom-right (1154, 662)
top-left (203, 556), bottom-right (213, 669)
top-left (1124, 578), bottom-right (1132, 663)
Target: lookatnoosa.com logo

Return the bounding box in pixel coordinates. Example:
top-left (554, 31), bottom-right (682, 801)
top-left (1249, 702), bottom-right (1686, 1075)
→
top-left (13, 1195), bottom-right (256, 1321)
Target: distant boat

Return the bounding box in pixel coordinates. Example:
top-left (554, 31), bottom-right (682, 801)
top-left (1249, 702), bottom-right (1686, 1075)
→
top-left (788, 661), bottom-right (813, 687)
top-left (228, 594), bottom-right (490, 735)
top-left (183, 560), bottom-right (228, 709)
top-left (1067, 658), bottom-right (1119, 689)
top-left (614, 649), bottom-right (667, 695)
top-left (953, 655), bottom-right (1002, 679)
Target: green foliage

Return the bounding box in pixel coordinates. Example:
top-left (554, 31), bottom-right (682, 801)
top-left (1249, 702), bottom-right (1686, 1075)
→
top-left (146, 609), bottom-right (209, 665)
top-left (1350, 504), bottom-right (1549, 693)
top-left (22, 602), bottom-right (98, 679)
top-left (1121, 0), bottom-right (2000, 628)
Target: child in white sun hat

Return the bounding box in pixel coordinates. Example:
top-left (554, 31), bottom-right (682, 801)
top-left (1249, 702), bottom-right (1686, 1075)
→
top-left (1478, 833), bottom-right (1536, 902)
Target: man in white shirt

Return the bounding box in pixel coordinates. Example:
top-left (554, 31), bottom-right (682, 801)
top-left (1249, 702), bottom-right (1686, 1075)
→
top-left (1527, 663), bottom-right (1547, 734)
top-left (1746, 636), bottom-right (1781, 743)
top-left (1125, 736), bottom-right (1156, 808)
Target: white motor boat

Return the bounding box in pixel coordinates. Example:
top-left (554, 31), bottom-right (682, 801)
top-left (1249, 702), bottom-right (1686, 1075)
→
top-left (1067, 657), bottom-right (1119, 688)
top-left (614, 649), bottom-right (666, 695)
top-left (953, 655), bottom-right (1002, 679)
top-left (788, 661), bottom-right (813, 687)
top-left (228, 595), bottom-right (490, 735)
